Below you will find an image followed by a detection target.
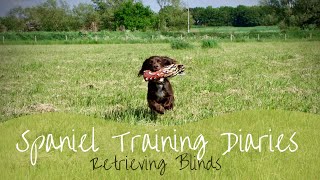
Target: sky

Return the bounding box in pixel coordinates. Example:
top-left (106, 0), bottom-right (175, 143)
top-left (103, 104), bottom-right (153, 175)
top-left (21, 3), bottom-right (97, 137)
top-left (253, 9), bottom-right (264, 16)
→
top-left (0, 0), bottom-right (260, 16)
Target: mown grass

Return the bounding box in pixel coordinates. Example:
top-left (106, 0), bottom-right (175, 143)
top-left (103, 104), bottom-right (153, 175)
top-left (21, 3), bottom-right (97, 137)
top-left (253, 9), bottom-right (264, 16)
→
top-left (191, 26), bottom-right (281, 33)
top-left (0, 110), bottom-right (319, 179)
top-left (0, 42), bottom-right (319, 124)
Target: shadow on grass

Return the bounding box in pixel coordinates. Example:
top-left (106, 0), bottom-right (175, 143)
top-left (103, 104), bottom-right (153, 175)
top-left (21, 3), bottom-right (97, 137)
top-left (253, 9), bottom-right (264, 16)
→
top-left (104, 107), bottom-right (158, 122)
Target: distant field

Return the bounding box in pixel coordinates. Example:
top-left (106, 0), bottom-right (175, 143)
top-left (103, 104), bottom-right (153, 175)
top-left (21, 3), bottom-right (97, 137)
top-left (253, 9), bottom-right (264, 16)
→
top-left (0, 42), bottom-right (319, 124)
top-left (191, 26), bottom-right (280, 33)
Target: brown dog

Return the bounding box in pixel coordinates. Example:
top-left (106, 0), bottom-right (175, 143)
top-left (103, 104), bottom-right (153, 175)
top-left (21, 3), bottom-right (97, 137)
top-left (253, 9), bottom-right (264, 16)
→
top-left (138, 56), bottom-right (177, 114)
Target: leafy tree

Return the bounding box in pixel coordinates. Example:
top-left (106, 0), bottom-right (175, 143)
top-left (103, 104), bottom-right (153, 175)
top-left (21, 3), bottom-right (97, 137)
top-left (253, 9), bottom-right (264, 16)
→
top-left (217, 6), bottom-right (234, 26)
top-left (190, 7), bottom-right (206, 25)
top-left (204, 6), bottom-right (234, 26)
top-left (91, 0), bottom-right (133, 30)
top-left (203, 6), bottom-right (218, 26)
top-left (24, 0), bottom-right (77, 31)
top-left (156, 0), bottom-right (182, 9)
top-left (259, 0), bottom-right (320, 28)
top-left (145, 0), bottom-right (184, 31)
top-left (232, 5), bottom-right (261, 27)
top-left (114, 1), bottom-right (155, 31)
top-left (258, 5), bottom-right (279, 26)
top-left (73, 3), bottom-right (100, 31)
top-left (159, 6), bottom-right (191, 31)
top-left (293, 0), bottom-right (320, 28)
top-left (0, 7), bottom-right (26, 31)
top-left (92, 0), bottom-right (129, 10)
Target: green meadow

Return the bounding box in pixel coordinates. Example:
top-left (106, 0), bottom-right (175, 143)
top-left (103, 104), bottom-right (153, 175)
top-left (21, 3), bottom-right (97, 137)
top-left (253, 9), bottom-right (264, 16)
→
top-left (0, 41), bottom-right (319, 124)
top-left (0, 33), bottom-right (319, 179)
top-left (191, 26), bottom-right (280, 33)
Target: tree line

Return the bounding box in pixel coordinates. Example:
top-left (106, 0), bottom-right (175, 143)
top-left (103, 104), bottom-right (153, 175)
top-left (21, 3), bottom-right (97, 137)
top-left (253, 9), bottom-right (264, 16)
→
top-left (0, 0), bottom-right (319, 32)
top-left (192, 0), bottom-right (319, 29)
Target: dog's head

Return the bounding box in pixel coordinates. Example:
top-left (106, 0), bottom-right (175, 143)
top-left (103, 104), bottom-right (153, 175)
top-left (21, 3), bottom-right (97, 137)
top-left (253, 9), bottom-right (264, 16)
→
top-left (138, 56), bottom-right (177, 76)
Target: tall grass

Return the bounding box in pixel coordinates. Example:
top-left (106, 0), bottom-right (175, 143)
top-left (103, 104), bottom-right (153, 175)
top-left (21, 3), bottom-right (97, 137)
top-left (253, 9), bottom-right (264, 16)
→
top-left (201, 39), bottom-right (219, 48)
top-left (170, 39), bottom-right (193, 49)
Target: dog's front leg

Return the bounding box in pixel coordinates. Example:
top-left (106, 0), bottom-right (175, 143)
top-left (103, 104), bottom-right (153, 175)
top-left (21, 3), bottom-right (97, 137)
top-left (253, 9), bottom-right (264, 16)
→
top-left (148, 100), bottom-right (165, 114)
top-left (163, 95), bottom-right (174, 110)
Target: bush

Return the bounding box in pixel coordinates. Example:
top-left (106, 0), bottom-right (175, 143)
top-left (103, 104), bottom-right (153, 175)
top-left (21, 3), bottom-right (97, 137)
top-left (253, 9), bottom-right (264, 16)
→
top-left (201, 39), bottom-right (219, 48)
top-left (235, 38), bottom-right (246, 42)
top-left (170, 39), bottom-right (193, 49)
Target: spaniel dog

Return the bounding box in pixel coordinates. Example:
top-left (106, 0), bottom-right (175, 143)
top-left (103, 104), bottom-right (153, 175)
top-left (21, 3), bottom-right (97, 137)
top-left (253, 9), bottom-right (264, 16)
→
top-left (138, 56), bottom-right (177, 114)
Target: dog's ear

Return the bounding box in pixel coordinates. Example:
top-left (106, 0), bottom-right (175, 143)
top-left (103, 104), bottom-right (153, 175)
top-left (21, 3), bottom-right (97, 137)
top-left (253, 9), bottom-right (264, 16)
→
top-left (138, 59), bottom-right (150, 76)
top-left (163, 56), bottom-right (177, 65)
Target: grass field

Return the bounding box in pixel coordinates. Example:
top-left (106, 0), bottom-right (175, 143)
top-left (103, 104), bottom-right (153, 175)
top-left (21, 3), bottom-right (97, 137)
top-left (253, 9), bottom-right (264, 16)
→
top-left (191, 26), bottom-right (280, 33)
top-left (0, 41), bottom-right (319, 124)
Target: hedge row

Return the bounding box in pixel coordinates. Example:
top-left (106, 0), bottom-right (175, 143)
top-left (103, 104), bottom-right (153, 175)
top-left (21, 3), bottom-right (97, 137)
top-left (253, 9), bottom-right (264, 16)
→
top-left (0, 29), bottom-right (319, 43)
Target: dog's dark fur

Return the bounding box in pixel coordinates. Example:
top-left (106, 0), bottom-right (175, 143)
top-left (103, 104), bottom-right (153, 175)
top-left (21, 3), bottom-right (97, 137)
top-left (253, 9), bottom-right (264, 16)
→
top-left (138, 56), bottom-right (177, 114)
